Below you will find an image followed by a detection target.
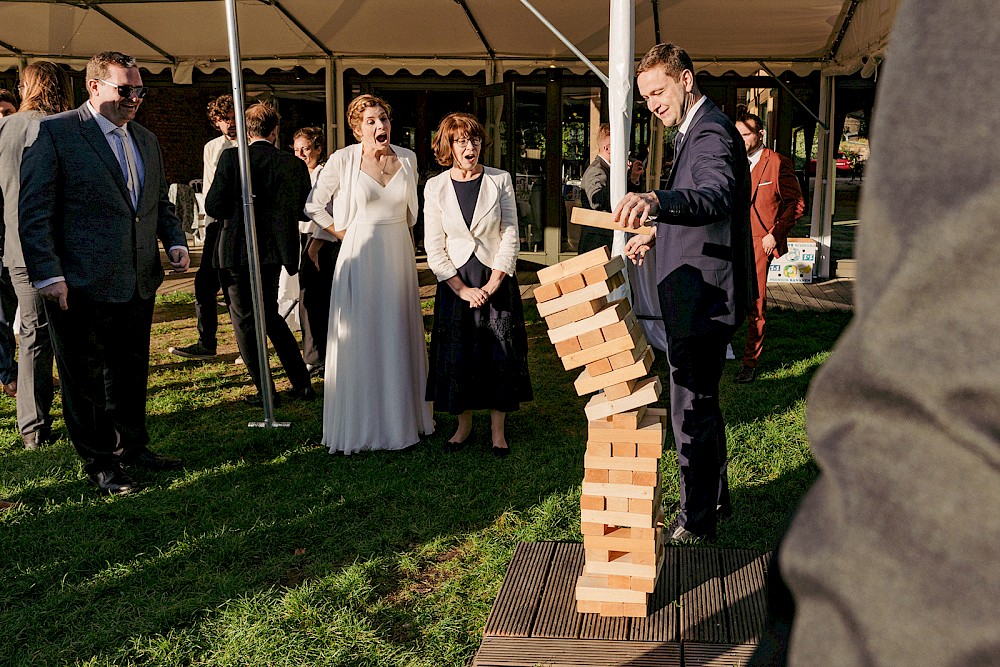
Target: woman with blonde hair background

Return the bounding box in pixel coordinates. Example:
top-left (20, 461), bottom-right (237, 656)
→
top-left (0, 61), bottom-right (73, 451)
top-left (423, 112), bottom-right (532, 458)
top-left (305, 94), bottom-right (433, 454)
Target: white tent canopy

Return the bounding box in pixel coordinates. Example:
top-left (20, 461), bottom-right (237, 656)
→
top-left (1, 0), bottom-right (899, 81)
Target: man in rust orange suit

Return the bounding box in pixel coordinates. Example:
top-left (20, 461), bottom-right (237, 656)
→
top-left (734, 112), bottom-right (805, 384)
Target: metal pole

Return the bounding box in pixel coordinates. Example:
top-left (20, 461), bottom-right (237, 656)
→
top-left (518, 0), bottom-right (609, 86)
top-left (224, 0), bottom-right (288, 428)
top-left (756, 60), bottom-right (828, 130)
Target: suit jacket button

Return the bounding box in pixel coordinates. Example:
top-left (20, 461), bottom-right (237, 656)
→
top-left (135, 216), bottom-right (140, 224)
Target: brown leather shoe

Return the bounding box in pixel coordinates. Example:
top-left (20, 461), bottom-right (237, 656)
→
top-left (2, 380), bottom-right (15, 397)
top-left (734, 366), bottom-right (757, 384)
top-left (88, 465), bottom-right (138, 495)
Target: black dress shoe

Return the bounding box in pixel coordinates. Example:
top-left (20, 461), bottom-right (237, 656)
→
top-left (734, 366), bottom-right (757, 384)
top-left (89, 465), bottom-right (138, 495)
top-left (717, 504), bottom-right (733, 522)
top-left (286, 385), bottom-right (316, 401)
top-left (244, 392), bottom-right (281, 408)
top-left (123, 447), bottom-right (183, 472)
top-left (490, 444), bottom-right (511, 459)
top-left (23, 428), bottom-right (51, 451)
top-left (666, 517), bottom-right (714, 544)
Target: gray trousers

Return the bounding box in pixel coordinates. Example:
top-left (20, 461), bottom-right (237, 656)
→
top-left (9, 266), bottom-right (55, 438)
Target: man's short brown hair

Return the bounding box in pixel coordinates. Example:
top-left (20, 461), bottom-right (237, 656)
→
top-left (635, 43), bottom-right (694, 80)
top-left (245, 101), bottom-right (280, 139)
top-left (737, 111), bottom-right (764, 134)
top-left (431, 112), bottom-right (489, 167)
top-left (86, 51), bottom-right (136, 83)
top-left (207, 94), bottom-right (234, 123)
top-left (597, 123), bottom-right (611, 141)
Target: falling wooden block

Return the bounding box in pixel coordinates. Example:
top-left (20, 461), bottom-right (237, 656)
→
top-left (536, 271), bottom-right (625, 318)
top-left (584, 376), bottom-right (662, 421)
top-left (562, 316), bottom-right (643, 370)
top-left (573, 347), bottom-right (654, 396)
top-left (547, 299), bottom-right (630, 344)
top-left (571, 207), bottom-right (656, 236)
top-left (612, 407), bottom-right (647, 430)
top-left (532, 281), bottom-right (562, 303)
top-left (537, 246), bottom-right (611, 285)
top-left (554, 337), bottom-right (582, 357)
top-left (581, 255), bottom-right (626, 286)
top-left (544, 297), bottom-right (608, 329)
top-left (555, 271), bottom-right (587, 295)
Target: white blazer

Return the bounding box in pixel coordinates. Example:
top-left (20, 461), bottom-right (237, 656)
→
top-left (304, 143), bottom-right (419, 237)
top-left (423, 166), bottom-right (518, 282)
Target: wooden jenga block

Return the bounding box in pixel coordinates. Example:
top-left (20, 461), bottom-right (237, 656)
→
top-left (580, 521), bottom-right (608, 536)
top-left (576, 599), bottom-right (602, 614)
top-left (576, 327), bottom-right (605, 349)
top-left (584, 376), bottom-right (661, 420)
top-left (571, 207), bottom-right (656, 237)
top-left (612, 406), bottom-right (647, 430)
top-left (532, 281), bottom-right (562, 303)
top-left (580, 494), bottom-right (605, 511)
top-left (600, 311), bottom-right (638, 340)
top-left (536, 246), bottom-right (610, 284)
top-left (555, 271), bottom-right (587, 295)
top-left (544, 297), bottom-right (608, 329)
top-left (609, 338), bottom-right (651, 369)
top-left (629, 575), bottom-right (658, 594)
top-left (620, 602), bottom-right (650, 617)
top-left (583, 452), bottom-right (659, 473)
top-left (581, 480), bottom-right (656, 500)
top-left (612, 441), bottom-right (637, 457)
top-left (547, 298), bottom-right (630, 344)
top-left (600, 602), bottom-right (626, 617)
top-left (536, 271), bottom-right (624, 318)
top-left (562, 316), bottom-right (642, 370)
top-left (637, 441), bottom-right (663, 459)
top-left (584, 548), bottom-right (662, 579)
top-left (632, 470), bottom-right (658, 487)
top-left (580, 507), bottom-right (658, 529)
top-left (629, 497), bottom-right (655, 514)
top-left (608, 574), bottom-right (631, 589)
top-left (583, 526), bottom-right (660, 553)
top-left (576, 573), bottom-right (648, 604)
top-left (588, 411), bottom-right (664, 444)
top-left (586, 440), bottom-right (612, 457)
top-left (608, 469), bottom-right (632, 484)
top-left (581, 255), bottom-right (626, 286)
top-left (573, 346), bottom-right (653, 395)
top-left (554, 337), bottom-right (582, 357)
top-left (605, 496), bottom-right (630, 512)
top-left (583, 468), bottom-right (609, 483)
top-left (602, 380), bottom-right (635, 401)
top-left (585, 357), bottom-right (614, 376)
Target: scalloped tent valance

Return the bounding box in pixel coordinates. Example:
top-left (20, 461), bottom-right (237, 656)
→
top-left (0, 0), bottom-right (900, 82)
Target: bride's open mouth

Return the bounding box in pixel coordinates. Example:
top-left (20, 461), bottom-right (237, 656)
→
top-left (375, 131), bottom-right (388, 144)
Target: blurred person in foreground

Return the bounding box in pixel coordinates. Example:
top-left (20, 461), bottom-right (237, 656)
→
top-left (0, 62), bottom-right (73, 450)
top-left (749, 2), bottom-right (1000, 665)
top-left (18, 51), bottom-right (189, 495)
top-left (305, 94), bottom-right (433, 455)
top-left (423, 112), bottom-right (532, 458)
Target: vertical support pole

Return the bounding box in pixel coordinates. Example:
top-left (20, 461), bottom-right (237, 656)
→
top-left (335, 59), bottom-right (346, 150)
top-left (608, 0), bottom-right (634, 301)
top-left (224, 0), bottom-right (287, 427)
top-left (544, 68), bottom-right (562, 264)
top-left (810, 73), bottom-right (836, 279)
top-left (324, 57), bottom-right (336, 156)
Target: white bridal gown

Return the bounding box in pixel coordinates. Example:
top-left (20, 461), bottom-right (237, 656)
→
top-left (322, 168), bottom-right (434, 454)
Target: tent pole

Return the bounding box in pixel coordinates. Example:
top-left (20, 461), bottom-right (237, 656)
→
top-left (518, 0), bottom-right (609, 86)
top-left (325, 57), bottom-right (336, 155)
top-left (810, 72), bottom-right (836, 279)
top-left (224, 0), bottom-right (288, 428)
top-left (608, 0), bottom-right (633, 304)
top-left (335, 59), bottom-right (346, 149)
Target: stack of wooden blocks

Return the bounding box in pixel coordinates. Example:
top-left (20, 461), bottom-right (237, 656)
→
top-left (533, 246), bottom-right (668, 618)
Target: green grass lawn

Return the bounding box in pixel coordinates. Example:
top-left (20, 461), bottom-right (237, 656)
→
top-left (0, 295), bottom-right (851, 666)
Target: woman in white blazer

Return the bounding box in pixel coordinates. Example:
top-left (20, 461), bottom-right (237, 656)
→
top-left (305, 95), bottom-right (434, 455)
top-left (423, 113), bottom-right (532, 458)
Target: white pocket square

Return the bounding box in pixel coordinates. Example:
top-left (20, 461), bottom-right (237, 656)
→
top-left (758, 180), bottom-right (773, 187)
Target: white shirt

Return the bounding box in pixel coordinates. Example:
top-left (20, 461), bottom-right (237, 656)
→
top-left (203, 134), bottom-right (238, 193)
top-left (748, 144), bottom-right (764, 172)
top-left (677, 94), bottom-right (708, 137)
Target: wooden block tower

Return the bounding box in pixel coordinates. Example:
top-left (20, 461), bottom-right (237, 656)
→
top-left (533, 246), bottom-right (668, 617)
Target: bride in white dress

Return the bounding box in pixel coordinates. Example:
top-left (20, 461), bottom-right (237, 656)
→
top-left (304, 94), bottom-right (434, 454)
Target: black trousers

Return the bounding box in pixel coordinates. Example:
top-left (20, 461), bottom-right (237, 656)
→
top-left (222, 263), bottom-right (310, 393)
top-left (45, 289), bottom-right (155, 474)
top-left (297, 235), bottom-right (338, 366)
top-left (664, 329), bottom-right (733, 536)
top-left (193, 221), bottom-right (227, 350)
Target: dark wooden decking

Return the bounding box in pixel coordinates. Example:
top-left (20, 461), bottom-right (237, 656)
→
top-left (473, 541), bottom-right (770, 667)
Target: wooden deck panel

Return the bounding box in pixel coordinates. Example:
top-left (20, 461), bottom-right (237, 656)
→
top-left (483, 542), bottom-right (555, 637)
top-left (475, 543), bottom-right (767, 667)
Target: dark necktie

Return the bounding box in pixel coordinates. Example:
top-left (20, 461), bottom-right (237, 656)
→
top-left (674, 130), bottom-right (685, 153)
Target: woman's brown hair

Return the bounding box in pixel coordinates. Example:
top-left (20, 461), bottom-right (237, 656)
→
top-left (19, 61), bottom-right (73, 115)
top-left (431, 112), bottom-right (490, 167)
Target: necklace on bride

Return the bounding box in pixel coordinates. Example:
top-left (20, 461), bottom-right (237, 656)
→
top-left (365, 151), bottom-right (390, 175)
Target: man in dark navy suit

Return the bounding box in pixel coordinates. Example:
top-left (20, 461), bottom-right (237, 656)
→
top-left (19, 51), bottom-right (190, 494)
top-left (616, 43), bottom-right (753, 543)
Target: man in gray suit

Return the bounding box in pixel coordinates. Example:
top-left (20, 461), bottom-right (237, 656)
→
top-left (617, 43), bottom-right (753, 543)
top-left (19, 51), bottom-right (190, 495)
top-left (577, 122), bottom-right (614, 254)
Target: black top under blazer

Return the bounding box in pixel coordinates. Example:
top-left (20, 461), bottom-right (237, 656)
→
top-left (653, 98), bottom-right (754, 338)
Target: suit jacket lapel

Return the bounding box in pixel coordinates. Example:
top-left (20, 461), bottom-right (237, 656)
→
top-left (668, 97), bottom-right (716, 187)
top-left (441, 174), bottom-right (474, 239)
top-left (750, 148), bottom-right (770, 204)
top-left (469, 171), bottom-right (499, 233)
top-left (79, 107), bottom-right (132, 206)
top-left (132, 126), bottom-right (156, 211)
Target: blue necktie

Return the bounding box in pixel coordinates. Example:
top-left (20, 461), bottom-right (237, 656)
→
top-left (112, 127), bottom-right (139, 208)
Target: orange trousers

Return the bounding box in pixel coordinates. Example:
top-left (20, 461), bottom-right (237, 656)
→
top-left (742, 239), bottom-right (772, 368)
